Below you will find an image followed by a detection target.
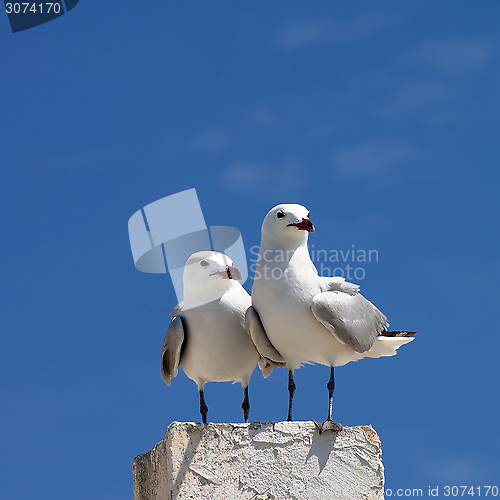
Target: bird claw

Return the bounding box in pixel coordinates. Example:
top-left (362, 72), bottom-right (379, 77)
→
top-left (313, 419), bottom-right (343, 434)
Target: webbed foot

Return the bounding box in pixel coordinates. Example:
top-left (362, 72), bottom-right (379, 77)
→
top-left (313, 418), bottom-right (343, 435)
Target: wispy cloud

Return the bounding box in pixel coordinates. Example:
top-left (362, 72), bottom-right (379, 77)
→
top-left (189, 130), bottom-right (230, 153)
top-left (371, 37), bottom-right (496, 125)
top-left (305, 116), bottom-right (357, 143)
top-left (221, 157), bottom-right (307, 194)
top-left (221, 161), bottom-right (270, 188)
top-left (278, 13), bottom-right (403, 48)
top-left (372, 79), bottom-right (460, 124)
top-left (422, 455), bottom-right (500, 484)
top-left (278, 20), bottom-right (331, 48)
top-left (332, 139), bottom-right (416, 175)
top-left (189, 108), bottom-right (282, 155)
top-left (247, 105), bottom-right (282, 131)
top-left (411, 39), bottom-right (494, 75)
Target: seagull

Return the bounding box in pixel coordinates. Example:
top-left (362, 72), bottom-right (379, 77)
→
top-left (247, 204), bottom-right (415, 433)
top-left (161, 251), bottom-right (274, 424)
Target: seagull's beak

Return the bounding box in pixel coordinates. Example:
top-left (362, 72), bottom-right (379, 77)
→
top-left (210, 266), bottom-right (242, 280)
top-left (227, 266), bottom-right (242, 280)
top-left (287, 218), bottom-right (315, 233)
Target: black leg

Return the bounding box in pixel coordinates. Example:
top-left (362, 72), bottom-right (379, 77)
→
top-left (287, 369), bottom-right (296, 422)
top-left (327, 366), bottom-right (335, 421)
top-left (241, 386), bottom-right (250, 423)
top-left (199, 389), bottom-right (208, 424)
top-left (314, 366), bottom-right (342, 434)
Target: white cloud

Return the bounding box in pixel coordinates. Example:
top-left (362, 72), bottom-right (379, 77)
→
top-left (370, 38), bottom-right (494, 125)
top-left (423, 455), bottom-right (500, 484)
top-left (247, 105), bottom-right (281, 130)
top-left (332, 140), bottom-right (415, 175)
top-left (221, 157), bottom-right (307, 193)
top-left (412, 39), bottom-right (494, 75)
top-left (189, 130), bottom-right (230, 153)
top-left (278, 13), bottom-right (403, 48)
top-left (372, 78), bottom-right (460, 124)
top-left (278, 20), bottom-right (331, 48)
top-left (221, 161), bottom-right (271, 188)
top-left (305, 116), bottom-right (357, 142)
top-left (359, 37), bottom-right (497, 128)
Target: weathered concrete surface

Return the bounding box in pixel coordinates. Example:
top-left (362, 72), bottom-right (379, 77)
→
top-left (133, 421), bottom-right (384, 500)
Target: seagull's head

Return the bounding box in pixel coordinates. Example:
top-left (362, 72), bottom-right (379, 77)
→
top-left (262, 204), bottom-right (314, 246)
top-left (183, 251), bottom-right (241, 302)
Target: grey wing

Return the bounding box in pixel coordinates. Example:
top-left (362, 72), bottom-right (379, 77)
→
top-left (170, 302), bottom-right (184, 318)
top-left (245, 306), bottom-right (286, 377)
top-left (311, 291), bottom-right (387, 353)
top-left (161, 315), bottom-right (185, 386)
top-left (319, 276), bottom-right (360, 296)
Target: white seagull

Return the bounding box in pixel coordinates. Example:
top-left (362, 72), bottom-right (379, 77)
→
top-left (247, 204), bottom-right (415, 433)
top-left (161, 251), bottom-right (275, 424)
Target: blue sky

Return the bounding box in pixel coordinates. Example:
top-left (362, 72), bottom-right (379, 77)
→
top-left (1, 1), bottom-right (499, 498)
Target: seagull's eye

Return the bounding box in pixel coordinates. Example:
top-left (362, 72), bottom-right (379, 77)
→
top-left (276, 210), bottom-right (285, 219)
top-left (199, 259), bottom-right (209, 268)
top-left (307, 212), bottom-right (310, 218)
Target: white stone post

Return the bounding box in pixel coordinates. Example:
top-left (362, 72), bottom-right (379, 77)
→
top-left (133, 421), bottom-right (384, 500)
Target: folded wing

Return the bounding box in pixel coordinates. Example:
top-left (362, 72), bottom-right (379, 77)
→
top-left (311, 291), bottom-right (387, 353)
top-left (245, 306), bottom-right (287, 376)
top-left (161, 315), bottom-right (185, 386)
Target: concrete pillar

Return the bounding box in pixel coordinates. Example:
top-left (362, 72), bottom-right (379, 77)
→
top-left (133, 421), bottom-right (384, 500)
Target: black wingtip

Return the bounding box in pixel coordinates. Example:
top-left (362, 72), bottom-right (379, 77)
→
top-left (380, 330), bottom-right (417, 337)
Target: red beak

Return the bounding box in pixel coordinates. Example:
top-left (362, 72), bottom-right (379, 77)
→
top-left (210, 266), bottom-right (242, 280)
top-left (227, 266), bottom-right (242, 281)
top-left (287, 218), bottom-right (315, 233)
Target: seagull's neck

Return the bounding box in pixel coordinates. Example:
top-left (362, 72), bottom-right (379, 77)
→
top-left (183, 283), bottom-right (233, 309)
top-left (257, 239), bottom-right (313, 271)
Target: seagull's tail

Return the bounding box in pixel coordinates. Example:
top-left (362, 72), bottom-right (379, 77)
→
top-left (379, 330), bottom-right (417, 338)
top-left (365, 331), bottom-right (416, 358)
